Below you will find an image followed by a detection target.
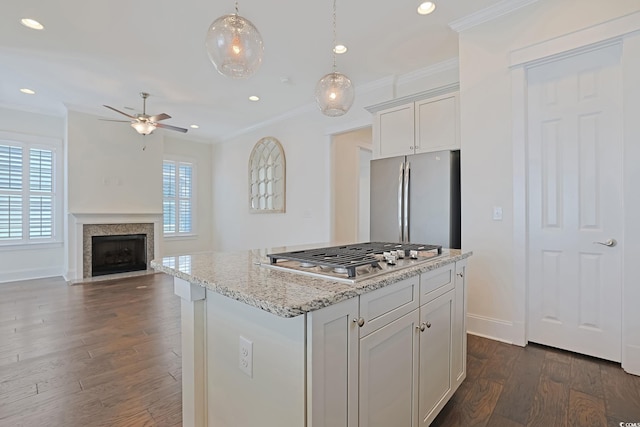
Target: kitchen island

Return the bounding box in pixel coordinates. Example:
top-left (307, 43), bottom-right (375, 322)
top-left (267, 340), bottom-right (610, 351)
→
top-left (151, 244), bottom-right (472, 427)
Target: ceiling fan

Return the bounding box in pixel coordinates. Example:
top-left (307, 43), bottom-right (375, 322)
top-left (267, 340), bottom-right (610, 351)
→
top-left (102, 92), bottom-right (188, 135)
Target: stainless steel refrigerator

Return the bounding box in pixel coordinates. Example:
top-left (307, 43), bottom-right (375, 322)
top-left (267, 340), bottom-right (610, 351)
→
top-left (370, 150), bottom-right (461, 248)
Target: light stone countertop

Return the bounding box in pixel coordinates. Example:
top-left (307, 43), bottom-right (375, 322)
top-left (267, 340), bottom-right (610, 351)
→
top-left (151, 245), bottom-right (472, 318)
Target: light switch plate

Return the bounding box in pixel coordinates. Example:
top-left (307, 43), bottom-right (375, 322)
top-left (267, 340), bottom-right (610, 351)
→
top-left (492, 206), bottom-right (503, 221)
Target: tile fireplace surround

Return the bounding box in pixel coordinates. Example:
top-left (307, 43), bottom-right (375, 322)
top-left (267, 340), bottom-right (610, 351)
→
top-left (67, 213), bottom-right (162, 283)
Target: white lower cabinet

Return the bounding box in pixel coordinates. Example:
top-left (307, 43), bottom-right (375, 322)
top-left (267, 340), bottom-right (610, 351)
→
top-left (418, 290), bottom-right (454, 426)
top-left (359, 309), bottom-right (420, 427)
top-left (308, 261), bottom-right (468, 427)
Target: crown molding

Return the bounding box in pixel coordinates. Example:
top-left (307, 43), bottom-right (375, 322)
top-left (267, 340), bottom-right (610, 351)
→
top-left (364, 83), bottom-right (460, 114)
top-left (397, 58), bottom-right (459, 87)
top-left (449, 0), bottom-right (540, 33)
top-left (0, 102), bottom-right (66, 118)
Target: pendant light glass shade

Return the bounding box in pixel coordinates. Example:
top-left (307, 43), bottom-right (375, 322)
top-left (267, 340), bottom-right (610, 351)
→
top-left (315, 72), bottom-right (354, 117)
top-left (205, 5), bottom-right (264, 79)
top-left (315, 0), bottom-right (354, 117)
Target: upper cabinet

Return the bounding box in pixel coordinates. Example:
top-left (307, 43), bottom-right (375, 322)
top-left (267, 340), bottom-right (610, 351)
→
top-left (415, 93), bottom-right (458, 154)
top-left (367, 85), bottom-right (460, 159)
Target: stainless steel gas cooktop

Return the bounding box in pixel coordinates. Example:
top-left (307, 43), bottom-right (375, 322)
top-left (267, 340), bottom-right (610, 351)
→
top-left (262, 242), bottom-right (443, 284)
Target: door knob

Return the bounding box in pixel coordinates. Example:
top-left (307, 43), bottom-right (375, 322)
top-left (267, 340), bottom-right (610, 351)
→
top-left (353, 317), bottom-right (365, 327)
top-left (593, 238), bottom-right (617, 247)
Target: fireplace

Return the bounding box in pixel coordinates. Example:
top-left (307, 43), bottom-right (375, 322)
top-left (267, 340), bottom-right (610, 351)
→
top-left (91, 234), bottom-right (147, 277)
top-left (67, 213), bottom-right (161, 282)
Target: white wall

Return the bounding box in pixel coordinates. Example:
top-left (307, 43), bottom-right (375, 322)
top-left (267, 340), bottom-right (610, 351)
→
top-left (163, 136), bottom-right (214, 256)
top-left (0, 107), bottom-right (65, 282)
top-left (331, 127), bottom-right (372, 243)
top-left (66, 110), bottom-right (164, 214)
top-left (458, 0), bottom-right (640, 371)
top-left (212, 65), bottom-right (459, 252)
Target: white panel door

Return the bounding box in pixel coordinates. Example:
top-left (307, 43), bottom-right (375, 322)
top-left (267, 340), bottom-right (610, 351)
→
top-left (527, 43), bottom-right (623, 362)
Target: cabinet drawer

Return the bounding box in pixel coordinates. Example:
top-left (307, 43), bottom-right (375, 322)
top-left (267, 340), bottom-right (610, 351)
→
top-left (420, 264), bottom-right (455, 305)
top-left (359, 276), bottom-right (419, 337)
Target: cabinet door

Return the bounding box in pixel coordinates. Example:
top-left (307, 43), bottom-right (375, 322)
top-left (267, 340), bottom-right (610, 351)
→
top-left (359, 309), bottom-right (420, 427)
top-left (452, 260), bottom-right (468, 392)
top-left (418, 289), bottom-right (454, 426)
top-left (307, 298), bottom-right (359, 427)
top-left (414, 93), bottom-right (459, 154)
top-left (375, 103), bottom-right (415, 159)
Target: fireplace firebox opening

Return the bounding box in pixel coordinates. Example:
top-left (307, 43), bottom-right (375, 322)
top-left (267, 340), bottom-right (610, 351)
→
top-left (91, 234), bottom-right (147, 277)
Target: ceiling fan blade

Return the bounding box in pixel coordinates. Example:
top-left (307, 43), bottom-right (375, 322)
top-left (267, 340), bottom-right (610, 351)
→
top-left (99, 119), bottom-right (131, 123)
top-left (103, 105), bottom-right (136, 119)
top-left (156, 123), bottom-right (188, 133)
top-left (148, 113), bottom-right (171, 122)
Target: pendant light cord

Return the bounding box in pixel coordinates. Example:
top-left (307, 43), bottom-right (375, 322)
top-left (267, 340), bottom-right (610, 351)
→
top-left (332, 0), bottom-right (337, 72)
top-left (235, 1), bottom-right (239, 15)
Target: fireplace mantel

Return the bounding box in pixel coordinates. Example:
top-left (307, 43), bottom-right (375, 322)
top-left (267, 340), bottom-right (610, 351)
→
top-left (66, 213), bottom-right (162, 282)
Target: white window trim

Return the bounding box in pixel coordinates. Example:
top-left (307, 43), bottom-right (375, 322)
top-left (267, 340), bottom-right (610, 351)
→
top-left (163, 156), bottom-right (197, 238)
top-left (0, 131), bottom-right (63, 247)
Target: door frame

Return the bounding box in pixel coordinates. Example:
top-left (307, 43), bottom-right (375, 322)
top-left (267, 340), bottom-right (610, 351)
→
top-left (510, 11), bottom-right (640, 374)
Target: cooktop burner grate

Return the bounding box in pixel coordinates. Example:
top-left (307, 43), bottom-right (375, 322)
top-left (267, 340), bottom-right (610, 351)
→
top-left (267, 242), bottom-right (442, 278)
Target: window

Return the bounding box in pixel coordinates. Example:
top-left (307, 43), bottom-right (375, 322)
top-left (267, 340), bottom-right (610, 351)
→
top-left (0, 140), bottom-right (58, 244)
top-left (163, 159), bottom-right (194, 236)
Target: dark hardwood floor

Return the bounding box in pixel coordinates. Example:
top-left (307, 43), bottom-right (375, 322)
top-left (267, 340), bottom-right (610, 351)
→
top-left (0, 274), bottom-right (182, 426)
top-left (432, 335), bottom-right (640, 427)
top-left (1, 274), bottom-right (639, 426)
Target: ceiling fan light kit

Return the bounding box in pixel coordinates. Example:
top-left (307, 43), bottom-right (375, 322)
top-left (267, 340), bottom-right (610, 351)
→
top-left (315, 0), bottom-right (354, 117)
top-left (103, 92), bottom-right (188, 136)
top-left (205, 2), bottom-right (264, 79)
top-left (131, 120), bottom-right (156, 135)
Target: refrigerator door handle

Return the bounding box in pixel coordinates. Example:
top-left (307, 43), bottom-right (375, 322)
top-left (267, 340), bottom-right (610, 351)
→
top-left (397, 162), bottom-right (404, 242)
top-left (403, 161), bottom-right (410, 243)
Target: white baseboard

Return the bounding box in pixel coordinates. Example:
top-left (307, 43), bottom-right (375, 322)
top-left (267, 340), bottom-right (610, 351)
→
top-left (467, 313), bottom-right (515, 345)
top-left (0, 267), bottom-right (63, 284)
top-left (623, 344), bottom-right (640, 376)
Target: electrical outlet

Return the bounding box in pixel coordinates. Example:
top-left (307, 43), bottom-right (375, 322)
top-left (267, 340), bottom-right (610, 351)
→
top-left (239, 336), bottom-right (253, 377)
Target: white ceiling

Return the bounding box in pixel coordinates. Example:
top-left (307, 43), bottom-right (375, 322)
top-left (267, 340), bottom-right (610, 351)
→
top-left (1, 0), bottom-right (502, 142)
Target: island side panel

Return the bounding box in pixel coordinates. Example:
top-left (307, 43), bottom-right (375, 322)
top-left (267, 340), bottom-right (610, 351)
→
top-left (174, 278), bottom-right (207, 427)
top-left (205, 291), bottom-right (306, 427)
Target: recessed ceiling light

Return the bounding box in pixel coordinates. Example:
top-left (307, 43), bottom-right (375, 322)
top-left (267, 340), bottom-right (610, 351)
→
top-left (249, 95), bottom-right (260, 102)
top-left (333, 44), bottom-right (348, 54)
top-left (20, 18), bottom-right (44, 30)
top-left (20, 88), bottom-right (36, 95)
top-left (417, 1), bottom-right (436, 15)
top-left (190, 124), bottom-right (199, 129)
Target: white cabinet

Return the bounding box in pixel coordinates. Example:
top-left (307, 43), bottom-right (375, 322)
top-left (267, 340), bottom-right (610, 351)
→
top-left (359, 309), bottom-right (420, 427)
top-left (415, 93), bottom-right (459, 154)
top-left (375, 103), bottom-right (415, 159)
top-left (305, 262), bottom-right (468, 427)
top-left (307, 298), bottom-right (359, 427)
top-left (418, 289), bottom-right (454, 426)
top-left (371, 91), bottom-right (460, 159)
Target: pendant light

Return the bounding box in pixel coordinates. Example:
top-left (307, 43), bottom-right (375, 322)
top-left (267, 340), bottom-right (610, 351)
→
top-left (205, 2), bottom-right (264, 79)
top-left (315, 0), bottom-right (354, 117)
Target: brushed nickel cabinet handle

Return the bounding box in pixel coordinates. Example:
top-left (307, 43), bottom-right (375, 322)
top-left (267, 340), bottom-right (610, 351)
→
top-left (353, 317), bottom-right (365, 327)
